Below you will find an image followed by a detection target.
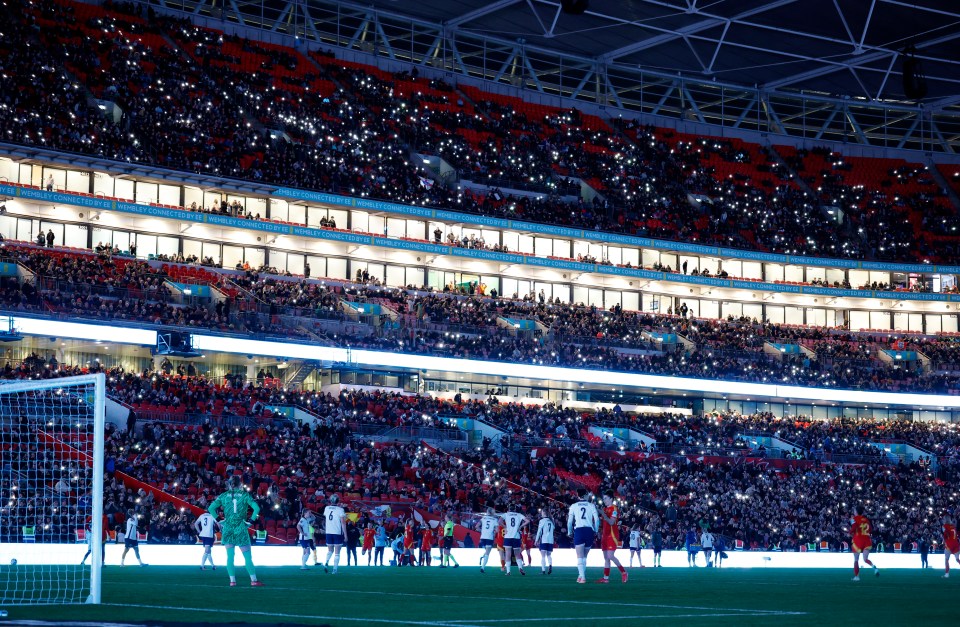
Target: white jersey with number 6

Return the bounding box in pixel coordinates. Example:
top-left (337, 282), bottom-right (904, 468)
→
top-left (195, 512), bottom-right (218, 539)
top-left (324, 505), bottom-right (346, 535)
top-left (536, 518), bottom-right (555, 544)
top-left (479, 515), bottom-right (500, 541)
top-left (567, 500), bottom-right (599, 534)
top-left (501, 512), bottom-right (527, 539)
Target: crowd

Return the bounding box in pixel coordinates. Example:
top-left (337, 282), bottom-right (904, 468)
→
top-left (4, 241), bottom-right (960, 393)
top-left (3, 353), bottom-right (958, 552)
top-left (0, 0), bottom-right (956, 266)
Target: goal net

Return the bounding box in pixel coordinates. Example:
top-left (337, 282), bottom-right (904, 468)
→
top-left (0, 374), bottom-right (105, 605)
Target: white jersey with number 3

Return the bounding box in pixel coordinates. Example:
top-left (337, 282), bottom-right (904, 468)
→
top-left (536, 518), bottom-right (555, 544)
top-left (195, 513), bottom-right (218, 539)
top-left (479, 515), bottom-right (499, 541)
top-left (324, 505), bottom-right (346, 535)
top-left (567, 501), bottom-right (599, 534)
top-left (501, 512), bottom-right (527, 539)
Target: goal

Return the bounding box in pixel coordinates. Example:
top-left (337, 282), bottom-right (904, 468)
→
top-left (0, 373), bottom-right (106, 605)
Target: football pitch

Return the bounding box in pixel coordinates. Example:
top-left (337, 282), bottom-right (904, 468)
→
top-left (4, 564), bottom-right (954, 626)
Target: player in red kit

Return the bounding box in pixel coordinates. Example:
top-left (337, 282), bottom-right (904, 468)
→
top-left (362, 523), bottom-right (376, 566)
top-left (597, 492), bottom-right (628, 583)
top-left (942, 515), bottom-right (960, 578)
top-left (850, 506), bottom-right (879, 581)
top-left (403, 520), bottom-right (417, 567)
top-left (521, 528), bottom-right (534, 566)
top-left (420, 525), bottom-right (434, 567)
top-left (495, 525), bottom-right (507, 572)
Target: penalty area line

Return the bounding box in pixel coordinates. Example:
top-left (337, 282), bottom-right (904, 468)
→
top-left (436, 613), bottom-right (808, 624)
top-left (116, 581), bottom-right (804, 615)
top-left (102, 603), bottom-right (467, 626)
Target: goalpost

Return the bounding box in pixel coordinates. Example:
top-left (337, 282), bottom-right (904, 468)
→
top-left (0, 373), bottom-right (106, 606)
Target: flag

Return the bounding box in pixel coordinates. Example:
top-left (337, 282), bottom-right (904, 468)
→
top-left (418, 176), bottom-right (434, 190)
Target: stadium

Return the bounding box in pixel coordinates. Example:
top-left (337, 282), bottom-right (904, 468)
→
top-left (1, 0), bottom-right (960, 624)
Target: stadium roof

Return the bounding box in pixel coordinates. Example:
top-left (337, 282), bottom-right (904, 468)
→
top-left (180, 0), bottom-right (960, 149)
top-left (353, 0), bottom-right (960, 104)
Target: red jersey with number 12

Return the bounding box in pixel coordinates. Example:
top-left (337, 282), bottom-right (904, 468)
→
top-left (852, 515), bottom-right (872, 539)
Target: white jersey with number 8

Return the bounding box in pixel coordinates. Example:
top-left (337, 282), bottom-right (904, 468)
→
top-left (501, 512), bottom-right (527, 539)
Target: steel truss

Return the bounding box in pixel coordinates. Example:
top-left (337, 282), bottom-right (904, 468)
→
top-left (134, 0), bottom-right (959, 153)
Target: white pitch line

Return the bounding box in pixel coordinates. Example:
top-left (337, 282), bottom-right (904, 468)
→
top-left (439, 613), bottom-right (806, 623)
top-left (103, 603), bottom-right (461, 626)
top-left (114, 581), bottom-right (805, 616)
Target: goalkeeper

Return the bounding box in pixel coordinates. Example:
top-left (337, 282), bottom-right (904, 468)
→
top-left (209, 476), bottom-right (264, 587)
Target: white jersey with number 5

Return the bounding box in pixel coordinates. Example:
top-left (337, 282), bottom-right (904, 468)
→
top-left (479, 515), bottom-right (499, 541)
top-left (324, 505), bottom-right (346, 535)
top-left (567, 501), bottom-right (599, 534)
top-left (536, 518), bottom-right (555, 544)
top-left (501, 512), bottom-right (527, 539)
top-left (195, 512), bottom-right (218, 539)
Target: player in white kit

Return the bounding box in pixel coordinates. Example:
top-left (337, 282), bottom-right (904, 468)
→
top-left (297, 510), bottom-right (316, 570)
top-left (121, 509), bottom-right (148, 567)
top-left (500, 508), bottom-right (528, 576)
top-left (478, 507), bottom-right (500, 573)
top-left (535, 509), bottom-right (555, 575)
top-left (323, 495), bottom-right (347, 574)
top-left (567, 489), bottom-right (599, 583)
top-left (629, 525), bottom-right (645, 568)
top-left (195, 511), bottom-right (220, 570)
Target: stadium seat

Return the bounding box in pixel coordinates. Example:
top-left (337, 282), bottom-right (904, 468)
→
top-left (734, 539), bottom-right (744, 550)
top-left (75, 528), bottom-right (86, 543)
top-left (255, 530), bottom-right (268, 544)
top-left (22, 526), bottom-right (36, 543)
top-left (894, 542), bottom-right (902, 552)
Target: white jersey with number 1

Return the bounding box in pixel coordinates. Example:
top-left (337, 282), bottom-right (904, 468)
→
top-left (324, 505), bottom-right (346, 535)
top-left (479, 515), bottom-right (500, 541)
top-left (567, 500), bottom-right (599, 534)
top-left (501, 512), bottom-right (527, 539)
top-left (536, 518), bottom-right (555, 544)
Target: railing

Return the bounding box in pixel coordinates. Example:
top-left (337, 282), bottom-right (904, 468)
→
top-left (380, 425), bottom-right (466, 443)
top-left (30, 275), bottom-right (177, 305)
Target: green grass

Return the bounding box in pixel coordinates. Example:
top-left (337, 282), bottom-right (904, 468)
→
top-left (3, 564), bottom-right (956, 626)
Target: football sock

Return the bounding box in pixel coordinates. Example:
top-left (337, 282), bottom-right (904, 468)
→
top-left (577, 558), bottom-right (586, 579)
top-left (226, 546), bottom-right (236, 578)
top-left (603, 567), bottom-right (610, 578)
top-left (302, 552), bottom-right (308, 567)
top-left (480, 552), bottom-right (489, 568)
top-left (617, 563), bottom-right (625, 573)
top-left (541, 553), bottom-right (547, 571)
top-left (333, 553), bottom-right (340, 572)
top-left (243, 550), bottom-right (257, 581)
top-left (449, 554), bottom-right (458, 566)
top-left (854, 562), bottom-right (860, 576)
